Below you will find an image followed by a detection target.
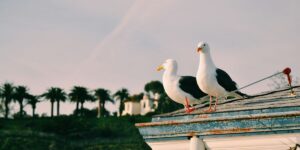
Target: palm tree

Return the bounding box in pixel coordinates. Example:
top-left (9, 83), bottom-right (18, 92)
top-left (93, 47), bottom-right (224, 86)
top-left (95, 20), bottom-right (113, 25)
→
top-left (0, 83), bottom-right (15, 119)
top-left (13, 86), bottom-right (30, 118)
top-left (113, 88), bottom-right (129, 116)
top-left (55, 88), bottom-right (67, 116)
top-left (27, 94), bottom-right (39, 117)
top-left (69, 86), bottom-right (93, 116)
top-left (41, 87), bottom-right (59, 117)
top-left (95, 88), bottom-right (114, 118)
top-left (69, 87), bottom-right (80, 114)
top-left (0, 103), bottom-right (3, 115)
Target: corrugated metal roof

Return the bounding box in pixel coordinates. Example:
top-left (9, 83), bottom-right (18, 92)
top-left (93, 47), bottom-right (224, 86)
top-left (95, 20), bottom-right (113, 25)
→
top-left (136, 86), bottom-right (300, 141)
top-left (154, 86), bottom-right (300, 118)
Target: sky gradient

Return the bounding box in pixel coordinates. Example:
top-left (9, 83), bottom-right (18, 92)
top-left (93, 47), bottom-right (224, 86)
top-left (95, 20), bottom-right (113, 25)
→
top-left (1, 0), bottom-right (299, 115)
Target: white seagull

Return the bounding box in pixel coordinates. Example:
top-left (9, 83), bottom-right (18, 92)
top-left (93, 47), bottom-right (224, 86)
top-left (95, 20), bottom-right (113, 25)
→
top-left (157, 59), bottom-right (207, 113)
top-left (196, 42), bottom-right (248, 112)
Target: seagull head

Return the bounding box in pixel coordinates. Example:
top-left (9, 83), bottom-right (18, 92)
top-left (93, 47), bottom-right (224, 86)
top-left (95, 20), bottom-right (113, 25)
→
top-left (157, 59), bottom-right (177, 71)
top-left (197, 41), bottom-right (209, 53)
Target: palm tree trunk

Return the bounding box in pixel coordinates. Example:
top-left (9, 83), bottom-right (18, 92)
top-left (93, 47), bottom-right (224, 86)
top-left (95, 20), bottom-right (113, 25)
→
top-left (4, 101), bottom-right (9, 119)
top-left (19, 100), bottom-right (23, 118)
top-left (75, 101), bottom-right (79, 115)
top-left (80, 102), bottom-right (84, 116)
top-left (57, 100), bottom-right (60, 116)
top-left (101, 101), bottom-right (105, 117)
top-left (119, 100), bottom-right (124, 116)
top-left (32, 106), bottom-right (36, 117)
top-left (51, 101), bottom-right (54, 118)
top-left (97, 99), bottom-right (101, 118)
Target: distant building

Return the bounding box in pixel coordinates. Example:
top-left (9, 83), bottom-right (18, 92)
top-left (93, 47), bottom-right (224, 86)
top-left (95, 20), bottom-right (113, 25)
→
top-left (140, 94), bottom-right (159, 115)
top-left (122, 100), bottom-right (140, 116)
top-left (122, 93), bottom-right (159, 116)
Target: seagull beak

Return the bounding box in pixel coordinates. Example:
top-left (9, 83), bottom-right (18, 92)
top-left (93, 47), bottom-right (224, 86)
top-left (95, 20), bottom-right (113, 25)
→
top-left (197, 47), bottom-right (202, 52)
top-left (157, 65), bottom-right (164, 71)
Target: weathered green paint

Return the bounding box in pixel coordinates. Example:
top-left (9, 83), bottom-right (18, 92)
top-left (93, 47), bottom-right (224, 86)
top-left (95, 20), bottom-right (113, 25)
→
top-left (151, 106), bottom-right (300, 122)
top-left (136, 87), bottom-right (300, 142)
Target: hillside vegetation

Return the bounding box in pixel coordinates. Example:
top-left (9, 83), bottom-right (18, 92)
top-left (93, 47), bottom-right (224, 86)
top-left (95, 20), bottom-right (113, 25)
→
top-left (0, 116), bottom-right (151, 150)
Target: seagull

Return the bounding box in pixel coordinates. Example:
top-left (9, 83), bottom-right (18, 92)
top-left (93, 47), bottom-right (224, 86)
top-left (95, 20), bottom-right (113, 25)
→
top-left (196, 42), bottom-right (248, 112)
top-left (157, 59), bottom-right (207, 113)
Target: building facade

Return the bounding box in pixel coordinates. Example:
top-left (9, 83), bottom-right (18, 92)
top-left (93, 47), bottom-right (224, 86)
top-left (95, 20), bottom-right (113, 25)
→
top-left (122, 94), bottom-right (159, 116)
top-left (122, 101), bottom-right (140, 116)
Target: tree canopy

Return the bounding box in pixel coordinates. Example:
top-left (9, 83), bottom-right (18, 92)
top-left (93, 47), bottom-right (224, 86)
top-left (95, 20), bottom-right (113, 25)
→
top-left (13, 85), bottom-right (30, 118)
top-left (113, 88), bottom-right (130, 115)
top-left (95, 88), bottom-right (114, 117)
top-left (0, 83), bottom-right (15, 119)
top-left (41, 87), bottom-right (66, 117)
top-left (144, 80), bottom-right (182, 114)
top-left (144, 80), bottom-right (164, 95)
top-left (69, 86), bottom-right (94, 116)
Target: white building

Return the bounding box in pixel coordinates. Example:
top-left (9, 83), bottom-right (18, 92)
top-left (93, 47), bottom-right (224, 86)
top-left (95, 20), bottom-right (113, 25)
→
top-left (122, 94), bottom-right (159, 116)
top-left (140, 94), bottom-right (158, 115)
top-left (122, 100), bottom-right (140, 116)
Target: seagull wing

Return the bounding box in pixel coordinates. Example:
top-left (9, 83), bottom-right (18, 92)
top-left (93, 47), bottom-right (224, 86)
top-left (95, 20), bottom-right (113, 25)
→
top-left (216, 68), bottom-right (238, 92)
top-left (179, 76), bottom-right (207, 99)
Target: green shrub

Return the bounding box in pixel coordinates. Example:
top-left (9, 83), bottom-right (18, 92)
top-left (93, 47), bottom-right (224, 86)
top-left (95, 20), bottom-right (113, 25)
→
top-left (0, 116), bottom-right (151, 150)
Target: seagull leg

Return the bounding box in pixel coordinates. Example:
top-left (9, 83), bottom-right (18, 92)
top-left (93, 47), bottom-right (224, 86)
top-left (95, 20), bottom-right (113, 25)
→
top-left (185, 97), bottom-right (195, 113)
top-left (213, 97), bottom-right (218, 112)
top-left (205, 96), bottom-right (213, 112)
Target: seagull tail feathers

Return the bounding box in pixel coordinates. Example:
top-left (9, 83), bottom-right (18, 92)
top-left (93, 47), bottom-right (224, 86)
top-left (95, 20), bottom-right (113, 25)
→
top-left (235, 91), bottom-right (252, 99)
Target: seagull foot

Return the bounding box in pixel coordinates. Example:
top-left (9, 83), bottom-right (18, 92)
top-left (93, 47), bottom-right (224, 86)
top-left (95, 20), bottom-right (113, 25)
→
top-left (184, 97), bottom-right (195, 113)
top-left (213, 104), bottom-right (218, 112)
top-left (213, 107), bottom-right (217, 112)
top-left (204, 107), bottom-right (214, 113)
top-left (185, 107), bottom-right (196, 113)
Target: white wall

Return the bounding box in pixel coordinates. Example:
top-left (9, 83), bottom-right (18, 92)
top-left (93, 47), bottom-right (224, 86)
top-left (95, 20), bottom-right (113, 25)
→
top-left (140, 95), bottom-right (156, 115)
top-left (147, 133), bottom-right (300, 150)
top-left (122, 101), bottom-right (140, 116)
top-left (149, 140), bottom-right (190, 150)
top-left (122, 94), bottom-right (159, 116)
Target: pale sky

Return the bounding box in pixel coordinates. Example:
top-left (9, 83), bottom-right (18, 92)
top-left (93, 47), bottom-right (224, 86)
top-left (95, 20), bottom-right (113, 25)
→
top-left (1, 0), bottom-right (299, 116)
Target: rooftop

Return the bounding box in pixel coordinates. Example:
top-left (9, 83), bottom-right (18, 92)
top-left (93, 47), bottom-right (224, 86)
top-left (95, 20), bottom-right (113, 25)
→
top-left (155, 86), bottom-right (300, 118)
top-left (136, 86), bottom-right (300, 141)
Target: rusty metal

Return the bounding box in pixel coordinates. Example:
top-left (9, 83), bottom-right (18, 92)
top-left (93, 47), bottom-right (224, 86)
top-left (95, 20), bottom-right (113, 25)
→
top-left (136, 87), bottom-right (300, 142)
top-left (196, 114), bottom-right (209, 119)
top-left (136, 120), bottom-right (181, 127)
top-left (208, 128), bottom-right (253, 134)
top-left (152, 86), bottom-right (300, 119)
top-left (136, 111), bottom-right (300, 127)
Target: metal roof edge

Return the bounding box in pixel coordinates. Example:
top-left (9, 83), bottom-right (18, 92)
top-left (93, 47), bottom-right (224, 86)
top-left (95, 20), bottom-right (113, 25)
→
top-left (136, 111), bottom-right (300, 127)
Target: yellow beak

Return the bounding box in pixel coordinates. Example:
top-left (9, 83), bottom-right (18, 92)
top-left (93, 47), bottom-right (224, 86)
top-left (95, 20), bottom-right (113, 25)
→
top-left (157, 65), bottom-right (164, 71)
